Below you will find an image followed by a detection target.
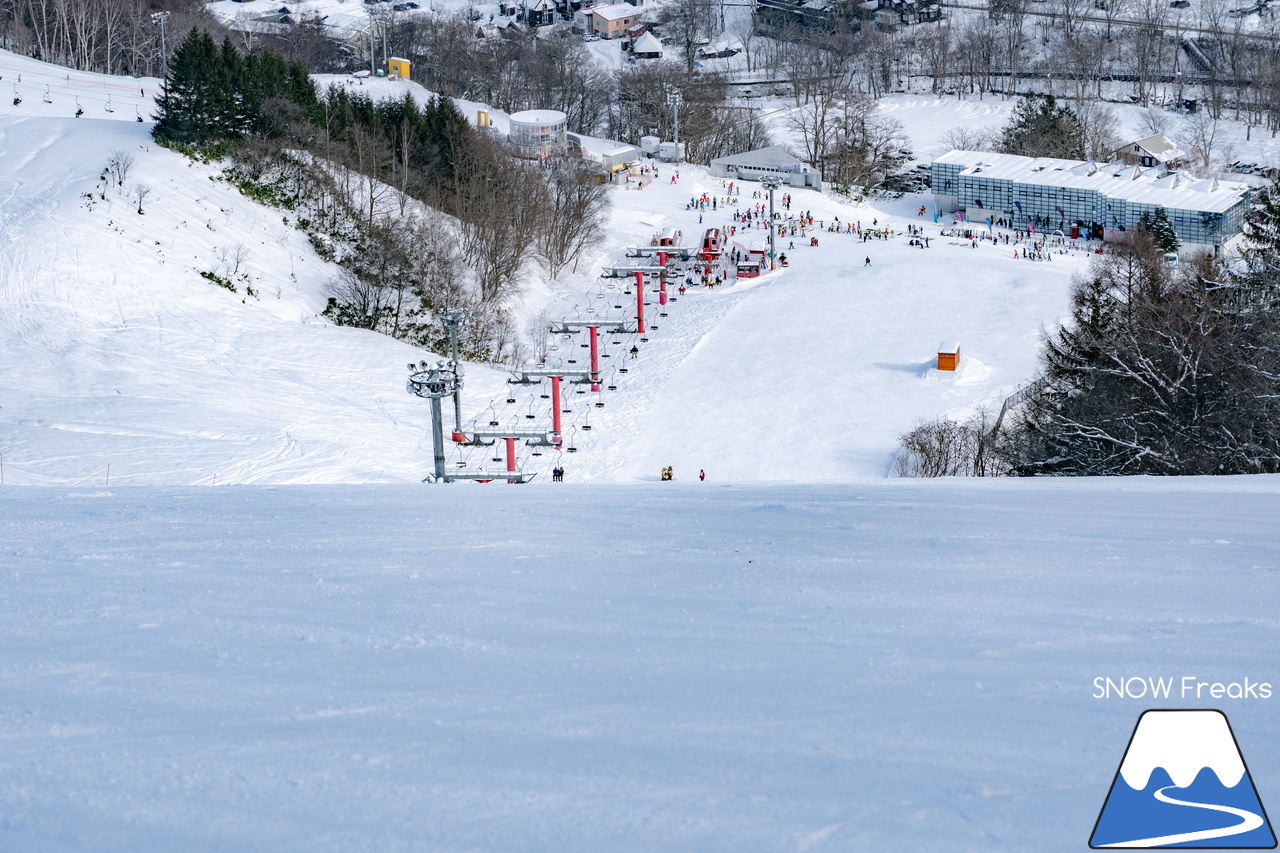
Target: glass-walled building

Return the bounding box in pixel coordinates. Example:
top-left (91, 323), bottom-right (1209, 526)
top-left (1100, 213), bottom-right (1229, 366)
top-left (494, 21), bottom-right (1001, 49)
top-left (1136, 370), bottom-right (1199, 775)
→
top-left (932, 150), bottom-right (1251, 249)
top-left (508, 110), bottom-right (568, 159)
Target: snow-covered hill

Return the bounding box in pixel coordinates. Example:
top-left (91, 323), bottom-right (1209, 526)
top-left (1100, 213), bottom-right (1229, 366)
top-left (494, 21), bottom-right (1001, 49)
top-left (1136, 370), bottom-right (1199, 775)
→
top-left (0, 51), bottom-right (518, 486)
top-left (2, 477), bottom-right (1278, 851)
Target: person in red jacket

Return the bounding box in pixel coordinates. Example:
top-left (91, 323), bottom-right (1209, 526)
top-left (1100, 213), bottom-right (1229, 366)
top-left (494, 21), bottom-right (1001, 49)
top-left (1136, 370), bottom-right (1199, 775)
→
top-left (699, 469), bottom-right (706, 481)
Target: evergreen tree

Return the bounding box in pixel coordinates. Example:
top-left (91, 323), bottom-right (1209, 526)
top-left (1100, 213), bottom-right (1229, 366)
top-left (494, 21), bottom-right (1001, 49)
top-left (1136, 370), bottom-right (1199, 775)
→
top-left (153, 28), bottom-right (223, 145)
top-left (155, 29), bottom-right (320, 146)
top-left (999, 94), bottom-right (1086, 160)
top-left (1239, 178), bottom-right (1280, 290)
top-left (1136, 207), bottom-right (1180, 254)
top-left (1005, 236), bottom-right (1280, 475)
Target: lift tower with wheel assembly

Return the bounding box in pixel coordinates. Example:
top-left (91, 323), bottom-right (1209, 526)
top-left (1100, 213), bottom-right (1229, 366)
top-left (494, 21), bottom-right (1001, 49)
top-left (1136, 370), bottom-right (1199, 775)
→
top-left (406, 360), bottom-right (458, 483)
top-left (407, 360), bottom-right (522, 482)
top-left (440, 308), bottom-right (469, 442)
top-left (760, 175), bottom-right (783, 270)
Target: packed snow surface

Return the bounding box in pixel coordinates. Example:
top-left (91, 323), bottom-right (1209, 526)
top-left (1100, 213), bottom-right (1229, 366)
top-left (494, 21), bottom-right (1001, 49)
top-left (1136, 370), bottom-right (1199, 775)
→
top-left (2, 477), bottom-right (1279, 851)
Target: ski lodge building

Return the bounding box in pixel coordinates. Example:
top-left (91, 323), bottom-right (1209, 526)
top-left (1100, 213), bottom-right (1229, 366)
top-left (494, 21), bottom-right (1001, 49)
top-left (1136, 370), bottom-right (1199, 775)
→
top-left (710, 146), bottom-right (822, 191)
top-left (931, 149), bottom-right (1251, 250)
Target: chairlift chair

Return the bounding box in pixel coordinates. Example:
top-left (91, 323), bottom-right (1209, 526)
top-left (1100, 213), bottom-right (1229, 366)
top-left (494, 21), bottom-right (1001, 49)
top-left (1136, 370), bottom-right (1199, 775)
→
top-left (43, 86), bottom-right (51, 104)
top-left (104, 96), bottom-right (113, 113)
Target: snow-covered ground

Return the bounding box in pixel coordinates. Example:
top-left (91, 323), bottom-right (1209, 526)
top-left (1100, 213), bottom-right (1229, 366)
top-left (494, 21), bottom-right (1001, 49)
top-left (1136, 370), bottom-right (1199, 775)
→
top-left (0, 51), bottom-right (513, 486)
top-left (5, 45), bottom-right (1280, 853)
top-left (2, 477), bottom-right (1279, 851)
top-left (0, 50), bottom-right (1080, 485)
top-left (11, 48), bottom-right (1280, 485)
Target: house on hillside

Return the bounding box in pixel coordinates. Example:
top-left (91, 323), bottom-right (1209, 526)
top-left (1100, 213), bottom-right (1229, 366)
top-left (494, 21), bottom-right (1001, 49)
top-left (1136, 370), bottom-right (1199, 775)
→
top-left (581, 2), bottom-right (640, 37)
top-left (1115, 134), bottom-right (1186, 170)
top-left (526, 0), bottom-right (559, 26)
top-left (867, 0), bottom-right (941, 27)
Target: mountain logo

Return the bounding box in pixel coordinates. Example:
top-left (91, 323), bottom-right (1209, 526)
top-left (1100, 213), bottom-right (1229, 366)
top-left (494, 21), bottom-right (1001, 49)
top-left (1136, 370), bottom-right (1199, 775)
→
top-left (1091, 709), bottom-right (1277, 848)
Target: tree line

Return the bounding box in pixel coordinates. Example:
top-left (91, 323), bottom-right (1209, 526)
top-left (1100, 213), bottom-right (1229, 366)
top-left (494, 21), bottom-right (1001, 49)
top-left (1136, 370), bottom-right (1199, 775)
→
top-left (153, 27), bottom-right (610, 364)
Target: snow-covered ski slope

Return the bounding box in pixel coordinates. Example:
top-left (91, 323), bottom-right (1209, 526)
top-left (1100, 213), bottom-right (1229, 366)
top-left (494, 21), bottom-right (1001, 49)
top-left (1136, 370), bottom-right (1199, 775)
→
top-left (286, 74), bottom-right (1085, 483)
top-left (0, 50), bottom-right (516, 486)
top-left (5, 51), bottom-right (1277, 485)
top-left (2, 477), bottom-right (1279, 851)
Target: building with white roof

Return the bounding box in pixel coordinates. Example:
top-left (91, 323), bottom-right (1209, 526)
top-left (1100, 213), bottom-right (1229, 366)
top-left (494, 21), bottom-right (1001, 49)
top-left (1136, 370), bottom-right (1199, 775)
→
top-left (1117, 134), bottom-right (1187, 170)
top-left (582, 3), bottom-right (640, 37)
top-left (508, 109), bottom-right (568, 158)
top-left (710, 146), bottom-right (822, 191)
top-left (567, 132), bottom-right (641, 171)
top-left (932, 149), bottom-right (1251, 249)
top-left (631, 31), bottom-right (664, 58)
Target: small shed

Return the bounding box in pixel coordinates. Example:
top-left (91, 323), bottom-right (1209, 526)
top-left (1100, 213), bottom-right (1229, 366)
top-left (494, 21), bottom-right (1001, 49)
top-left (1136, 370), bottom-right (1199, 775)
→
top-left (632, 31), bottom-right (664, 58)
top-left (388, 57), bottom-right (411, 78)
top-left (937, 341), bottom-right (960, 371)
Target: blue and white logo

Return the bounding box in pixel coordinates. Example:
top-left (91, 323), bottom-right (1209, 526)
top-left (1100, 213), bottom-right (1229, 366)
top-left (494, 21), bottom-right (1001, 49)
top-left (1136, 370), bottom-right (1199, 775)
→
top-left (1091, 710), bottom-right (1276, 848)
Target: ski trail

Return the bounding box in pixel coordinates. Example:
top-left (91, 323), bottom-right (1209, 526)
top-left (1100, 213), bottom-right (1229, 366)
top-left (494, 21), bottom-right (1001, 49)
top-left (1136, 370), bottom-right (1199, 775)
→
top-left (1101, 785), bottom-right (1265, 847)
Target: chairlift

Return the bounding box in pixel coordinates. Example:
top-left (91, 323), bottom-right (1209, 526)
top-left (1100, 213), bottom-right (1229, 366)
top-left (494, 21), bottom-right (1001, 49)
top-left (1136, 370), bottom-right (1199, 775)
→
top-left (567, 359), bottom-right (577, 364)
top-left (506, 395), bottom-right (516, 403)
top-left (595, 401), bottom-right (604, 408)
top-left (43, 86), bottom-right (51, 104)
top-left (619, 368), bottom-right (629, 374)
top-left (640, 337), bottom-right (649, 343)
top-left (104, 96), bottom-right (114, 113)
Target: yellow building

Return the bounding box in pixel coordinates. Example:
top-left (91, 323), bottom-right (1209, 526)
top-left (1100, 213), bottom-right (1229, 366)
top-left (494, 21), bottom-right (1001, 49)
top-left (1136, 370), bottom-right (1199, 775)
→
top-left (388, 57), bottom-right (411, 79)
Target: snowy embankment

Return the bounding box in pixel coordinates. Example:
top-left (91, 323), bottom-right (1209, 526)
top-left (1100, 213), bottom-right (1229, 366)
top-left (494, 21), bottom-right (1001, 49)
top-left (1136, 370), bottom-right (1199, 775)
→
top-left (0, 50), bottom-right (511, 486)
top-left (2, 477), bottom-right (1279, 851)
